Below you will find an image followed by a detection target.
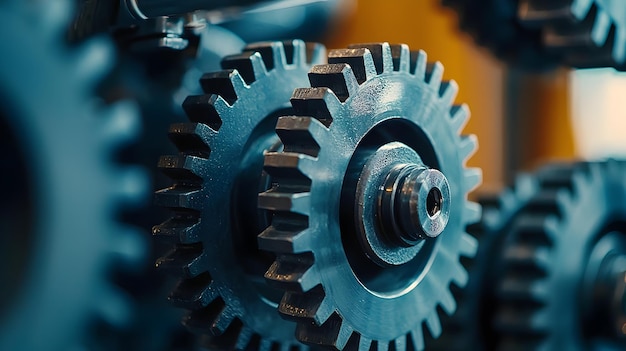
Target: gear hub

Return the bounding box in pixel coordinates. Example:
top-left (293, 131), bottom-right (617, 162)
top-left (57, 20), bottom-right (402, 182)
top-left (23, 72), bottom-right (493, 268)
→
top-left (259, 42), bottom-right (482, 351)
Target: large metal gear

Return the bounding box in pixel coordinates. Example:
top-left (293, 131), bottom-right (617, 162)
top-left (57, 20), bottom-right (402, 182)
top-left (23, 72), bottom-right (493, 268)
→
top-left (258, 42), bottom-right (482, 350)
top-left (0, 1), bottom-right (147, 350)
top-left (494, 161), bottom-right (626, 350)
top-left (154, 39), bottom-right (326, 350)
top-left (443, 0), bottom-right (626, 70)
top-left (427, 174), bottom-right (539, 350)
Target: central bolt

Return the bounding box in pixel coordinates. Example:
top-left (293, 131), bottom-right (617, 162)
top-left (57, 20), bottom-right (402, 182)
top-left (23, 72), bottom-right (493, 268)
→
top-left (379, 164), bottom-right (451, 247)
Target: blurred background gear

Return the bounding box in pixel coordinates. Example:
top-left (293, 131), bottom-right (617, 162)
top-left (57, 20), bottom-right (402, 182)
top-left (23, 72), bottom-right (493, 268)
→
top-left (154, 39), bottom-right (325, 350)
top-left (441, 0), bottom-right (626, 71)
top-left (0, 0), bottom-right (148, 350)
top-left (494, 161), bottom-right (626, 350)
top-left (258, 42), bottom-right (481, 350)
top-left (427, 174), bottom-right (539, 351)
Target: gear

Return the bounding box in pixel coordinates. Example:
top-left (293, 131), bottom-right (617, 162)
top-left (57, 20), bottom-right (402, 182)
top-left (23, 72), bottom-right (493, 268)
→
top-left (494, 161), bottom-right (626, 350)
top-left (154, 39), bottom-right (326, 350)
top-left (258, 42), bottom-right (482, 350)
top-left (0, 1), bottom-right (146, 350)
top-left (443, 0), bottom-right (626, 70)
top-left (426, 174), bottom-right (539, 350)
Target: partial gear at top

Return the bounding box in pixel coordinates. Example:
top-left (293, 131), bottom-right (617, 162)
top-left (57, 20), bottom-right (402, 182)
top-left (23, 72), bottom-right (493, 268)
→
top-left (494, 161), bottom-right (626, 350)
top-left (443, 0), bottom-right (626, 70)
top-left (258, 42), bottom-right (482, 350)
top-left (154, 39), bottom-right (326, 350)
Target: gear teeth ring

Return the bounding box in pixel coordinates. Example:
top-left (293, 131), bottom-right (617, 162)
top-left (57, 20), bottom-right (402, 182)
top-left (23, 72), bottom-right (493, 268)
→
top-left (259, 42), bottom-right (482, 351)
top-left (154, 39), bottom-right (326, 350)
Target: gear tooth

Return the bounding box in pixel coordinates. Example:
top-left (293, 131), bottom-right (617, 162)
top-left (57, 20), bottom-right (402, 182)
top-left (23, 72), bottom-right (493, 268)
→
top-left (517, 0), bottom-right (575, 26)
top-left (244, 41), bottom-right (284, 70)
top-left (465, 201), bottom-right (482, 225)
top-left (110, 225), bottom-right (147, 267)
top-left (258, 225), bottom-right (311, 254)
top-left (425, 62), bottom-right (444, 89)
top-left (101, 100), bottom-right (141, 148)
top-left (262, 152), bottom-right (316, 182)
top-left (182, 94), bottom-right (227, 131)
top-left (513, 213), bottom-right (558, 246)
top-left (410, 50), bottom-right (427, 78)
top-left (410, 327), bottom-right (425, 351)
top-left (152, 215), bottom-right (201, 244)
top-left (305, 41), bottom-right (327, 65)
top-left (590, 9), bottom-right (612, 47)
top-left (182, 298), bottom-right (235, 335)
top-left (464, 167), bottom-right (482, 193)
top-left (167, 122), bottom-right (213, 157)
top-left (425, 311), bottom-right (442, 339)
top-left (198, 70), bottom-right (246, 105)
top-left (459, 229), bottom-right (479, 259)
top-left (458, 134), bottom-right (478, 162)
top-left (612, 28), bottom-right (626, 66)
top-left (169, 273), bottom-right (217, 309)
top-left (154, 186), bottom-right (203, 210)
top-left (308, 63), bottom-right (359, 102)
top-left (494, 306), bottom-right (549, 336)
top-left (156, 245), bottom-right (207, 278)
top-left (276, 116), bottom-right (326, 157)
top-left (265, 254), bottom-right (317, 292)
top-left (279, 287), bottom-right (333, 325)
top-left (295, 313), bottom-right (353, 349)
top-left (359, 337), bottom-right (373, 351)
top-left (392, 335), bottom-right (408, 351)
top-left (221, 51), bottom-right (268, 84)
top-left (233, 326), bottom-right (254, 350)
top-left (96, 285), bottom-right (132, 328)
top-left (449, 104), bottom-right (470, 133)
top-left (438, 80), bottom-right (459, 106)
top-left (378, 340), bottom-right (390, 351)
top-left (114, 166), bottom-right (149, 208)
top-left (347, 43), bottom-right (394, 74)
top-left (497, 275), bottom-right (548, 303)
top-left (502, 244), bottom-right (550, 275)
top-left (258, 188), bottom-right (311, 215)
top-left (438, 288), bottom-right (457, 316)
top-left (389, 44), bottom-right (411, 72)
top-left (258, 339), bottom-right (273, 351)
top-left (282, 39), bottom-right (305, 66)
top-left (158, 154), bottom-right (206, 183)
top-left (328, 48), bottom-right (377, 84)
top-left (291, 87), bottom-right (339, 127)
top-left (75, 36), bottom-right (115, 86)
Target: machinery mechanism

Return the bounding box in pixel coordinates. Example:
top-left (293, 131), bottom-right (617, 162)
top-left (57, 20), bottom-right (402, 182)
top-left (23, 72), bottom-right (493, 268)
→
top-left (2, 0), bottom-right (626, 350)
top-left (443, 0), bottom-right (626, 70)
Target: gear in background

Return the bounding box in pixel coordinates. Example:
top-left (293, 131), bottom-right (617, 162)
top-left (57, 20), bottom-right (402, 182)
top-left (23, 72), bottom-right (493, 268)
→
top-left (0, 1), bottom-right (147, 350)
top-left (426, 174), bottom-right (539, 350)
top-left (258, 42), bottom-right (481, 350)
top-left (154, 39), bottom-right (326, 350)
top-left (494, 161), bottom-right (626, 350)
top-left (442, 0), bottom-right (626, 70)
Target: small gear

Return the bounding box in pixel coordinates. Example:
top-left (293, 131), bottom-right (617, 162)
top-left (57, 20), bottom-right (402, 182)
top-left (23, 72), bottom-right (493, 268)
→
top-left (427, 174), bottom-right (539, 350)
top-left (258, 43), bottom-right (481, 350)
top-left (443, 0), bottom-right (626, 70)
top-left (0, 1), bottom-right (146, 350)
top-left (154, 39), bottom-right (326, 350)
top-left (494, 161), bottom-right (626, 350)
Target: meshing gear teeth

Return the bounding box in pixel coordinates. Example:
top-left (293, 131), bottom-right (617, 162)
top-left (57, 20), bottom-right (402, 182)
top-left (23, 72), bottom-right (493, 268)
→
top-left (494, 161), bottom-right (626, 350)
top-left (0, 1), bottom-right (147, 350)
top-left (258, 42), bottom-right (482, 351)
top-left (443, 0), bottom-right (626, 70)
top-left (426, 174), bottom-right (539, 351)
top-left (154, 39), bottom-right (326, 350)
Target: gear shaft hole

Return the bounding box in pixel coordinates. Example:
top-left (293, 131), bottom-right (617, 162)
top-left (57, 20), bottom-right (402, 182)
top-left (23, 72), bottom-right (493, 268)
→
top-left (426, 187), bottom-right (442, 218)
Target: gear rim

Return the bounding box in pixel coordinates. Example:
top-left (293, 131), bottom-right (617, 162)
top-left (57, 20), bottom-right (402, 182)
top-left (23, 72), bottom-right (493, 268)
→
top-left (259, 42), bottom-right (481, 350)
